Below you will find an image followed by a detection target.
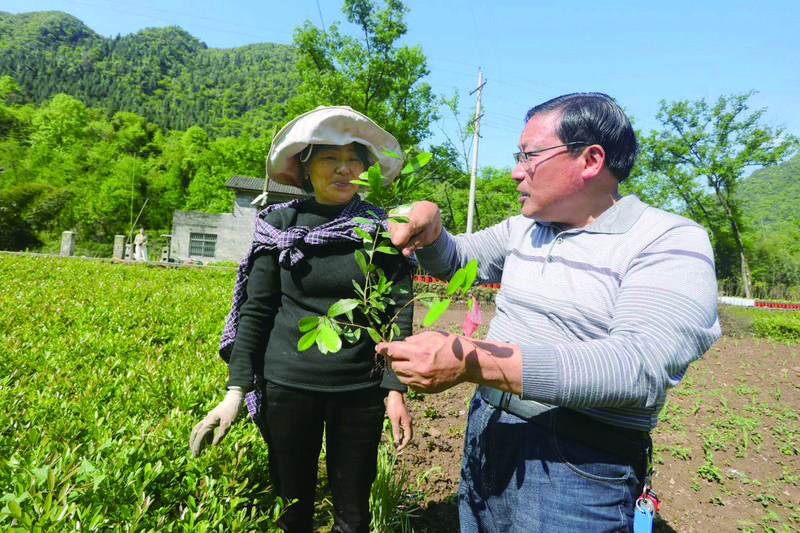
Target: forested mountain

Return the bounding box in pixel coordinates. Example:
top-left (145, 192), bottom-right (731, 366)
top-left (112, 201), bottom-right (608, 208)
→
top-left (738, 153), bottom-right (800, 232)
top-left (0, 7), bottom-right (444, 259)
top-left (735, 153), bottom-right (800, 296)
top-left (0, 11), bottom-right (298, 136)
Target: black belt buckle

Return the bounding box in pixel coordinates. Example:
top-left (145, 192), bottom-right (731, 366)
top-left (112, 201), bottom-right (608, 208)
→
top-left (498, 391), bottom-right (512, 410)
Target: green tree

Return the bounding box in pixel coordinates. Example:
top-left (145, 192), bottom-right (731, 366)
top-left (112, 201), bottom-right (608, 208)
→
top-left (0, 75), bottom-right (24, 105)
top-left (183, 133), bottom-right (266, 213)
top-left (639, 91), bottom-right (798, 297)
top-left (30, 93), bottom-right (88, 150)
top-left (0, 182), bottom-right (72, 250)
top-left (288, 0), bottom-right (437, 148)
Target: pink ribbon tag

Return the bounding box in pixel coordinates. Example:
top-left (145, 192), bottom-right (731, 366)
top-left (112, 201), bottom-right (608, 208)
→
top-left (462, 296), bottom-right (482, 337)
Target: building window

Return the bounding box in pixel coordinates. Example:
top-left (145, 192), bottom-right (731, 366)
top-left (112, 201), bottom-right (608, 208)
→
top-left (189, 233), bottom-right (217, 257)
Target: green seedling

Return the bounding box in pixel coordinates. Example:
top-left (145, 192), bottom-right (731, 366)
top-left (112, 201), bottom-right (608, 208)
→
top-left (297, 150), bottom-right (479, 353)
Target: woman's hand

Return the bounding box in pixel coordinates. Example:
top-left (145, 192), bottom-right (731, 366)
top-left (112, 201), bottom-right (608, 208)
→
top-left (385, 390), bottom-right (413, 451)
top-left (189, 387), bottom-right (245, 457)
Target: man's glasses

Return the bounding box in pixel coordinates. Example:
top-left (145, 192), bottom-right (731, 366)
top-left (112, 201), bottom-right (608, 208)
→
top-left (513, 142), bottom-right (588, 164)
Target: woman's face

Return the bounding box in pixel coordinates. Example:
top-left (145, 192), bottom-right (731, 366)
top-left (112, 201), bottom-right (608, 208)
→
top-left (305, 143), bottom-right (365, 205)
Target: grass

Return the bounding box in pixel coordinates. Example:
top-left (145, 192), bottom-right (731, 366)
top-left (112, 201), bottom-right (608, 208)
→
top-left (370, 423), bottom-right (420, 533)
top-left (0, 254), bottom-right (415, 531)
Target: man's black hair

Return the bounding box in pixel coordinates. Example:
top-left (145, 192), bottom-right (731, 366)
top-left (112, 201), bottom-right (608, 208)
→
top-left (525, 93), bottom-right (637, 181)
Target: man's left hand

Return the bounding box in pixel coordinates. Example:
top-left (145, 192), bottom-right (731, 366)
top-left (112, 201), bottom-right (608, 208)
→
top-left (377, 331), bottom-right (473, 393)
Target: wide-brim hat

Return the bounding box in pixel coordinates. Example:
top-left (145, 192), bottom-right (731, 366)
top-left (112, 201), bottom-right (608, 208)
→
top-left (267, 105), bottom-right (403, 188)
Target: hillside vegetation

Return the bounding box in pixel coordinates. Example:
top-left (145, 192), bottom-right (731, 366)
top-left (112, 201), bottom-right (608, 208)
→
top-left (0, 11), bottom-right (298, 137)
top-left (736, 153), bottom-right (800, 298)
top-left (1, 8), bottom-right (800, 299)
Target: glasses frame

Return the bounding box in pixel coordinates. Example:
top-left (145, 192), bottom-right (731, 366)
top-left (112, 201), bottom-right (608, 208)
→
top-left (513, 142), bottom-right (588, 164)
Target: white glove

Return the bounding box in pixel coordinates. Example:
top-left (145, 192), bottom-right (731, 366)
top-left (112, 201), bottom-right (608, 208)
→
top-left (189, 387), bottom-right (245, 457)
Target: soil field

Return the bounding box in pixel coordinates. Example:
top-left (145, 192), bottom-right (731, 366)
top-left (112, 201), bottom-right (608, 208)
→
top-left (395, 302), bottom-right (800, 533)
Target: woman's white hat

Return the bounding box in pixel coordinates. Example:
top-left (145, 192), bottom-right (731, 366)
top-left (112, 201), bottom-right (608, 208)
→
top-left (267, 105), bottom-right (403, 188)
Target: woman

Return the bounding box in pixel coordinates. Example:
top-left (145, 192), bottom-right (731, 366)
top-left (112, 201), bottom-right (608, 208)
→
top-left (189, 106), bottom-right (414, 533)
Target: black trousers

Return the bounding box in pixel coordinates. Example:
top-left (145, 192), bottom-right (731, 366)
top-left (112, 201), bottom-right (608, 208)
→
top-left (259, 381), bottom-right (387, 533)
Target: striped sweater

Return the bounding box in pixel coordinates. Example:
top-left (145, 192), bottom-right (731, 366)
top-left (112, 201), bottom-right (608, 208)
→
top-left (416, 195), bottom-right (721, 431)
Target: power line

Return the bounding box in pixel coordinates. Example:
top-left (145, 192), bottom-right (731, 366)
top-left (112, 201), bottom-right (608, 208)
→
top-left (315, 0), bottom-right (326, 30)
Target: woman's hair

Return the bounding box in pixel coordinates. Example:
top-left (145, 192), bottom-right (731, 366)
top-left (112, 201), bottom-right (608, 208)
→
top-left (299, 143), bottom-right (371, 192)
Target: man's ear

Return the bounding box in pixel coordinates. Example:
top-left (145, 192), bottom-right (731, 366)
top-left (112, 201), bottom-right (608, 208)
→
top-left (581, 145), bottom-right (606, 179)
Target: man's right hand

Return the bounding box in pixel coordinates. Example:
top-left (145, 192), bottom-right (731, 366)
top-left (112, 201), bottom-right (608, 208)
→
top-left (189, 387), bottom-right (245, 457)
top-left (388, 201), bottom-right (443, 257)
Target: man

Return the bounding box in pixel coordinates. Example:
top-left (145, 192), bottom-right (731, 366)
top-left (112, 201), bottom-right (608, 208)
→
top-left (134, 227), bottom-right (148, 261)
top-left (377, 93), bottom-right (721, 532)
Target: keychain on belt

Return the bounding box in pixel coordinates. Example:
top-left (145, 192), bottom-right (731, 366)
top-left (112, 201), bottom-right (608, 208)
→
top-left (633, 484), bottom-right (659, 533)
top-left (633, 445), bottom-right (659, 533)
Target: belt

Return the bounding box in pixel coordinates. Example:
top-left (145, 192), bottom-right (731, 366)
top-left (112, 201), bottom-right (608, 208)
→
top-left (478, 386), bottom-right (650, 460)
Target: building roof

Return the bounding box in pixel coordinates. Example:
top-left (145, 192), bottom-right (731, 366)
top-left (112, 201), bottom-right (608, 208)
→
top-left (224, 175), bottom-right (307, 196)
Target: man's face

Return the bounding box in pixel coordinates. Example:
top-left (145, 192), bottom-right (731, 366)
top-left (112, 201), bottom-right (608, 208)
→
top-left (511, 111), bottom-right (586, 223)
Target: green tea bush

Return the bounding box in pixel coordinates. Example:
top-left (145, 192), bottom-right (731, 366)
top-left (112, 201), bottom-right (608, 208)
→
top-left (749, 311), bottom-right (800, 342)
top-left (720, 305), bottom-right (800, 342)
top-left (0, 254), bottom-right (284, 531)
top-left (412, 281), bottom-right (497, 304)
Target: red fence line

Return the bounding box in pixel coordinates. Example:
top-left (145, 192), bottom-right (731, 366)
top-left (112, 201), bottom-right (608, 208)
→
top-left (413, 275), bottom-right (501, 290)
top-left (754, 301), bottom-right (800, 309)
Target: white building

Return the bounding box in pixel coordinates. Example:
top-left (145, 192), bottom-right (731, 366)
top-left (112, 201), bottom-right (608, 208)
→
top-left (170, 176), bottom-right (307, 263)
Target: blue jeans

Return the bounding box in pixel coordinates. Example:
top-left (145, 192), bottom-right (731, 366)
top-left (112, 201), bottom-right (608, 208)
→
top-left (459, 392), bottom-right (647, 533)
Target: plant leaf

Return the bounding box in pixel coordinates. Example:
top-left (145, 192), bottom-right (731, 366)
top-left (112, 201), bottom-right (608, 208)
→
top-left (446, 269), bottom-right (466, 295)
top-left (416, 291), bottom-right (439, 300)
top-left (367, 164), bottom-right (383, 190)
top-left (401, 152), bottom-right (433, 175)
top-left (317, 322), bottom-right (342, 353)
top-left (297, 329), bottom-right (318, 351)
top-left (366, 327), bottom-right (382, 343)
top-left (8, 499), bottom-right (22, 520)
top-left (354, 250), bottom-right (368, 274)
top-left (423, 299), bottom-right (451, 326)
top-left (343, 327), bottom-right (361, 343)
top-left (462, 259), bottom-right (478, 291)
top-left (298, 316), bottom-right (320, 332)
top-left (351, 279), bottom-right (365, 298)
top-left (375, 245), bottom-right (398, 255)
top-left (382, 150), bottom-right (401, 159)
top-left (328, 298), bottom-right (359, 317)
top-left (353, 227), bottom-right (373, 242)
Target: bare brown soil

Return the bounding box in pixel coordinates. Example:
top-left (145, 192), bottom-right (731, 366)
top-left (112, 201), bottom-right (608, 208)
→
top-left (396, 303), bottom-right (800, 532)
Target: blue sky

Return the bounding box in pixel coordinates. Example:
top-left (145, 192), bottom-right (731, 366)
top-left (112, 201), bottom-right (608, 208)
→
top-left (3, 0), bottom-right (799, 171)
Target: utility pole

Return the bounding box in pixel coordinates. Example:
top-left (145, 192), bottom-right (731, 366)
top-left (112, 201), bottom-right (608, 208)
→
top-left (466, 68), bottom-right (485, 234)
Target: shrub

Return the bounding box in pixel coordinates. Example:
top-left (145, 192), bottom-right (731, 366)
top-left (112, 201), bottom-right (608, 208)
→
top-left (0, 254), bottom-right (280, 531)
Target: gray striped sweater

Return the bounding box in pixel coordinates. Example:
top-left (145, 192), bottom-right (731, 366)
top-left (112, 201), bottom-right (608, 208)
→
top-left (416, 195), bottom-right (721, 431)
